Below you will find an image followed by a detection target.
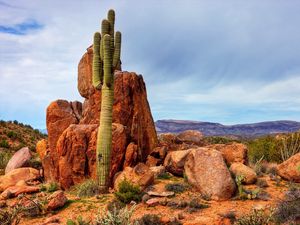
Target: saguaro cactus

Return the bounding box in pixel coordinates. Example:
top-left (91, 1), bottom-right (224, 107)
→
top-left (92, 9), bottom-right (122, 192)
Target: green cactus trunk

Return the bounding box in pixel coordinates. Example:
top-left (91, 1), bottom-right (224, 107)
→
top-left (92, 9), bottom-right (121, 192)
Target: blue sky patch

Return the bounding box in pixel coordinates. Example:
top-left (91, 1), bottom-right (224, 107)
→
top-left (0, 19), bottom-right (43, 35)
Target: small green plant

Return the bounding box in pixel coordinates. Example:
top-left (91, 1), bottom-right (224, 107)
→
top-left (94, 204), bottom-right (137, 225)
top-left (235, 175), bottom-right (260, 200)
top-left (234, 209), bottom-right (274, 225)
top-left (75, 179), bottom-right (99, 198)
top-left (0, 139), bottom-right (10, 148)
top-left (157, 172), bottom-right (172, 180)
top-left (187, 198), bottom-right (209, 213)
top-left (66, 216), bottom-right (91, 225)
top-left (165, 183), bottom-right (187, 194)
top-left (0, 207), bottom-right (21, 225)
top-left (0, 151), bottom-right (12, 169)
top-left (136, 214), bottom-right (162, 225)
top-left (115, 180), bottom-right (142, 204)
top-left (7, 131), bottom-right (18, 139)
top-left (47, 182), bottom-right (59, 192)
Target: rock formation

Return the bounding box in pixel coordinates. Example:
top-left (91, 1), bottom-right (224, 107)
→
top-left (40, 47), bottom-right (158, 189)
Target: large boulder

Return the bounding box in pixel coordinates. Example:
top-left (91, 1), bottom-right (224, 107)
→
top-left (184, 148), bottom-right (236, 200)
top-left (5, 147), bottom-right (32, 174)
top-left (56, 123), bottom-right (127, 189)
top-left (114, 163), bottom-right (154, 191)
top-left (46, 100), bottom-right (82, 152)
top-left (80, 71), bottom-right (157, 159)
top-left (277, 152), bottom-right (300, 182)
top-left (0, 168), bottom-right (41, 191)
top-left (177, 130), bottom-right (204, 144)
top-left (209, 143), bottom-right (248, 165)
top-left (230, 163), bottom-right (257, 184)
top-left (163, 149), bottom-right (192, 176)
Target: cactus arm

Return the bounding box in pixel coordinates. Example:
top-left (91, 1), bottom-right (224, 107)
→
top-left (113, 31), bottom-right (121, 70)
top-left (92, 32), bottom-right (102, 89)
top-left (100, 19), bottom-right (110, 61)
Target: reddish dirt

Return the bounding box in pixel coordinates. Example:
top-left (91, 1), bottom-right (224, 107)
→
top-left (13, 175), bottom-right (289, 225)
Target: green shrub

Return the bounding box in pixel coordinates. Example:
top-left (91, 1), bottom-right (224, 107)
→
top-left (66, 216), bottom-right (91, 225)
top-left (247, 135), bottom-right (281, 163)
top-left (165, 183), bottom-right (187, 193)
top-left (0, 151), bottom-right (12, 169)
top-left (0, 140), bottom-right (10, 148)
top-left (157, 172), bottom-right (172, 180)
top-left (75, 179), bottom-right (99, 198)
top-left (234, 209), bottom-right (273, 225)
top-left (136, 214), bottom-right (162, 225)
top-left (107, 199), bottom-right (125, 212)
top-left (273, 187), bottom-right (300, 224)
top-left (95, 204), bottom-right (137, 225)
top-left (7, 131), bottom-right (18, 139)
top-left (235, 175), bottom-right (260, 200)
top-left (204, 136), bottom-right (236, 144)
top-left (187, 198), bottom-right (209, 213)
top-left (115, 180), bottom-right (142, 204)
top-left (47, 182), bottom-right (59, 192)
top-left (280, 132), bottom-right (300, 161)
top-left (0, 208), bottom-right (21, 225)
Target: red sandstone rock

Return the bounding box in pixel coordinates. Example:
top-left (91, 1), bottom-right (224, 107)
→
top-left (209, 142), bottom-right (248, 165)
top-left (5, 147), bottom-right (32, 174)
top-left (123, 142), bottom-right (138, 168)
top-left (277, 152), bottom-right (300, 182)
top-left (47, 190), bottom-right (68, 211)
top-left (163, 149), bottom-right (192, 176)
top-left (229, 163), bottom-right (257, 184)
top-left (56, 123), bottom-right (127, 189)
top-left (184, 148), bottom-right (236, 200)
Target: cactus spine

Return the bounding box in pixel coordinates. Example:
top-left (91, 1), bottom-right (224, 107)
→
top-left (92, 9), bottom-right (122, 192)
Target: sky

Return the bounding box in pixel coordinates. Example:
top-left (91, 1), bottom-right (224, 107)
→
top-left (1, 1), bottom-right (300, 128)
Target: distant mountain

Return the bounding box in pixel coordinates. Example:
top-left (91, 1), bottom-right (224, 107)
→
top-left (155, 119), bottom-right (300, 137)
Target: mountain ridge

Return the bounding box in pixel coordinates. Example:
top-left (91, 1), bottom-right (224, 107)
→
top-left (155, 119), bottom-right (300, 137)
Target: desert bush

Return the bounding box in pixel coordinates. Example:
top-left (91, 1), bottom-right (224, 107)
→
top-left (187, 198), bottom-right (209, 213)
top-left (235, 175), bottom-right (260, 200)
top-left (115, 180), bottom-right (142, 204)
top-left (247, 135), bottom-right (281, 163)
top-left (234, 209), bottom-right (274, 225)
top-left (157, 172), bottom-right (172, 180)
top-left (7, 131), bottom-right (18, 140)
top-left (273, 186), bottom-right (300, 224)
top-left (256, 178), bottom-right (269, 188)
top-left (66, 216), bottom-right (91, 225)
top-left (165, 183), bottom-right (187, 193)
top-left (95, 205), bottom-right (137, 225)
top-left (0, 208), bottom-right (21, 225)
top-left (107, 199), bottom-right (125, 212)
top-left (0, 151), bottom-right (12, 169)
top-left (0, 139), bottom-right (10, 148)
top-left (220, 211), bottom-right (236, 224)
top-left (47, 182), bottom-right (59, 192)
top-left (280, 132), bottom-right (300, 161)
top-left (75, 179), bottom-right (99, 198)
top-left (136, 214), bottom-right (162, 225)
top-left (204, 136), bottom-right (236, 144)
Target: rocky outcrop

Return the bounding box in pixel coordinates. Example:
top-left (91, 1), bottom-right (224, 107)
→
top-left (209, 143), bottom-right (248, 165)
top-left (114, 163), bottom-right (154, 191)
top-left (0, 168), bottom-right (41, 192)
top-left (184, 148), bottom-right (236, 200)
top-left (230, 163), bottom-right (257, 184)
top-left (55, 123), bottom-right (127, 189)
top-left (164, 149), bottom-right (192, 176)
top-left (42, 47), bottom-right (158, 189)
top-left (277, 153), bottom-right (300, 182)
top-left (47, 191), bottom-right (68, 211)
top-left (5, 147), bottom-right (32, 174)
top-left (177, 130), bottom-right (204, 144)
top-left (0, 185), bottom-right (40, 200)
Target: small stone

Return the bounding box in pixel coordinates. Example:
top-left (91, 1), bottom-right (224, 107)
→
top-left (147, 191), bottom-right (175, 197)
top-left (146, 198), bottom-right (161, 207)
top-left (160, 216), bottom-right (170, 224)
top-left (47, 191), bottom-right (68, 211)
top-left (142, 194), bottom-right (151, 203)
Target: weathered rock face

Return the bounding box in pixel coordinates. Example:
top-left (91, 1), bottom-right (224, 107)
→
top-left (209, 143), bottom-right (248, 165)
top-left (184, 148), bottom-right (236, 200)
top-left (230, 163), bottom-right (257, 184)
top-left (164, 149), bottom-right (192, 176)
top-left (42, 47), bottom-right (158, 189)
top-left (5, 147), bottom-right (32, 174)
top-left (46, 100), bottom-right (82, 152)
top-left (114, 163), bottom-right (154, 191)
top-left (80, 71), bottom-right (157, 159)
top-left (0, 168), bottom-right (41, 192)
top-left (277, 152), bottom-right (300, 183)
top-left (177, 130), bottom-right (204, 144)
top-left (55, 123), bottom-right (127, 189)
